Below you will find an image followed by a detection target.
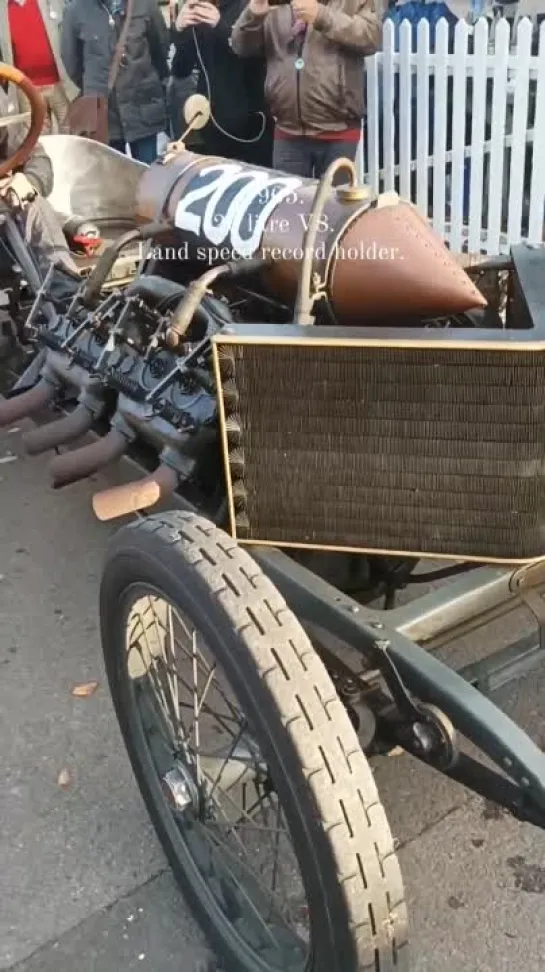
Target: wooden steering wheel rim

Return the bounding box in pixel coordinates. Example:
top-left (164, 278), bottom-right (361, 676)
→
top-left (0, 63), bottom-right (46, 180)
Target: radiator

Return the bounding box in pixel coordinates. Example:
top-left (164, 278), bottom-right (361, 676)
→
top-left (212, 245), bottom-right (545, 564)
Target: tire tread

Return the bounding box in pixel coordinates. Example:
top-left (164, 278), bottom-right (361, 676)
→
top-left (106, 511), bottom-right (409, 971)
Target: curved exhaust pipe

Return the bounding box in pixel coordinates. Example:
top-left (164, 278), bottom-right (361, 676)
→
top-left (49, 428), bottom-right (127, 488)
top-left (22, 402), bottom-right (96, 455)
top-left (0, 379), bottom-right (56, 428)
top-left (92, 463), bottom-right (178, 521)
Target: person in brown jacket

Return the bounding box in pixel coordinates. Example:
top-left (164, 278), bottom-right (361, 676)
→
top-left (230, 0), bottom-right (381, 177)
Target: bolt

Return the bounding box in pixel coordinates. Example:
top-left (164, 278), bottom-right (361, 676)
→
top-left (503, 757), bottom-right (513, 769)
top-left (371, 621), bottom-right (384, 629)
top-left (520, 777), bottom-right (530, 788)
top-left (412, 722), bottom-right (434, 755)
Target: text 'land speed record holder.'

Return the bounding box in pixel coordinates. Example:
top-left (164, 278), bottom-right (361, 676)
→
top-left (213, 244), bottom-right (545, 565)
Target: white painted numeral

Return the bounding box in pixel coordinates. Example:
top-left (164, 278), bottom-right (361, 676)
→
top-left (230, 174), bottom-right (302, 257)
top-left (175, 165), bottom-right (229, 236)
top-left (175, 163), bottom-right (303, 257)
top-left (202, 165), bottom-right (248, 245)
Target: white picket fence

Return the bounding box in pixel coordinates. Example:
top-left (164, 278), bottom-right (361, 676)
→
top-left (360, 16), bottom-right (545, 255)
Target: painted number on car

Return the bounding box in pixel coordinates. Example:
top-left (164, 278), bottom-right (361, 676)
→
top-left (174, 163), bottom-right (303, 258)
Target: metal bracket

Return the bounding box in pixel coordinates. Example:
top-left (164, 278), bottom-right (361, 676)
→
top-left (509, 558), bottom-right (545, 625)
top-left (251, 546), bottom-right (545, 823)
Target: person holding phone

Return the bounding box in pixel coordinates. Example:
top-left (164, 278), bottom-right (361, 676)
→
top-left (171, 0), bottom-right (272, 165)
top-left (231, 0), bottom-right (381, 177)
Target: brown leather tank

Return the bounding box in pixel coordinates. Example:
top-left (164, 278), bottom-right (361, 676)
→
top-left (136, 150), bottom-right (485, 322)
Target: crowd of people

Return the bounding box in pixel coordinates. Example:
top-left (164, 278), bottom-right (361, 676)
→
top-left (0, 0), bottom-right (381, 292)
top-left (0, 0), bottom-right (382, 177)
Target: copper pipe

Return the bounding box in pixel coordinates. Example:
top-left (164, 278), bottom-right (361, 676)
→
top-left (294, 157), bottom-right (358, 326)
top-left (22, 403), bottom-right (95, 455)
top-left (49, 428), bottom-right (127, 488)
top-left (167, 257), bottom-right (268, 347)
top-left (0, 379), bottom-right (56, 427)
top-left (92, 463), bottom-right (178, 521)
top-left (167, 264), bottom-right (231, 348)
top-left (81, 222), bottom-right (171, 306)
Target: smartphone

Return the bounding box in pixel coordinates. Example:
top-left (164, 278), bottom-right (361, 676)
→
top-left (268, 0), bottom-right (291, 5)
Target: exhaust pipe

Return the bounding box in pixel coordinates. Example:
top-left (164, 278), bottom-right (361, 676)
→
top-left (0, 378), bottom-right (56, 428)
top-left (49, 428), bottom-right (127, 488)
top-left (22, 402), bottom-right (97, 455)
top-left (92, 463), bottom-right (178, 521)
top-left (93, 463), bottom-right (178, 522)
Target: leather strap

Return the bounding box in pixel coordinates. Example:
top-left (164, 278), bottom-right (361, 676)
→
top-left (107, 0), bottom-right (136, 92)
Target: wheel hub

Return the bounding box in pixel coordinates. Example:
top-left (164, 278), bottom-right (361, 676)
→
top-left (161, 764), bottom-right (200, 814)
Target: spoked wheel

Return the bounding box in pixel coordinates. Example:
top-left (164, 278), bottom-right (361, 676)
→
top-left (100, 511), bottom-right (409, 972)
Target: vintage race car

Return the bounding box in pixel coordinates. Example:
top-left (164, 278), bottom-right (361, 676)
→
top-left (2, 64), bottom-right (545, 972)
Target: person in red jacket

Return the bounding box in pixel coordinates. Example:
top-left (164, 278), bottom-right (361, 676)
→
top-left (1, 0), bottom-right (77, 132)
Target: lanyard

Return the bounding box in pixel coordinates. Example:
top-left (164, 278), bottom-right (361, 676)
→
top-left (291, 11), bottom-right (307, 70)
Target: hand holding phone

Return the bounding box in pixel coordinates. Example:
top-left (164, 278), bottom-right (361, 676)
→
top-left (176, 0), bottom-right (219, 28)
top-left (175, 3), bottom-right (199, 29)
top-left (194, 1), bottom-right (220, 23)
top-left (290, 0), bottom-right (318, 22)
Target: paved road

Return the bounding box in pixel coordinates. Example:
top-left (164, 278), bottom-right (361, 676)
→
top-left (1, 421), bottom-right (545, 972)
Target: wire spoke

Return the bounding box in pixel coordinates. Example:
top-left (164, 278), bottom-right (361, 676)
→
top-left (205, 722), bottom-right (248, 802)
top-left (127, 591), bottom-right (310, 957)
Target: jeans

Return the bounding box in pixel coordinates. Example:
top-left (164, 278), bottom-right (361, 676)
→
top-left (109, 134), bottom-right (158, 165)
top-left (272, 137), bottom-right (358, 181)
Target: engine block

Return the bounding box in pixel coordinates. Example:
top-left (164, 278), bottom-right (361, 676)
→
top-left (6, 274), bottom-right (225, 508)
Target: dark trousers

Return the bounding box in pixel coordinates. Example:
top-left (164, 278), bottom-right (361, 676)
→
top-left (198, 121), bottom-right (273, 169)
top-left (272, 136), bottom-right (359, 180)
top-left (109, 134), bottom-right (158, 165)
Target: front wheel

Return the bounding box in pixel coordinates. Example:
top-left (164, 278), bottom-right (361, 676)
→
top-left (100, 511), bottom-right (409, 972)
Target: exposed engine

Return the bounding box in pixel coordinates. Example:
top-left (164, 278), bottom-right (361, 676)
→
top-left (0, 144), bottom-right (502, 600)
top-left (1, 271), bottom-right (250, 520)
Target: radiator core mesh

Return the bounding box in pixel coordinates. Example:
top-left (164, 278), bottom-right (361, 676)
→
top-left (215, 341), bottom-right (545, 562)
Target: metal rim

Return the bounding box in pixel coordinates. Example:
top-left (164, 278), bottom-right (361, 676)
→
top-left (121, 583), bottom-right (311, 972)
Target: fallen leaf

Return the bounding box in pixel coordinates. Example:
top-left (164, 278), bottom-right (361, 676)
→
top-left (388, 746), bottom-right (404, 757)
top-left (57, 768), bottom-right (72, 789)
top-left (71, 681), bottom-right (99, 698)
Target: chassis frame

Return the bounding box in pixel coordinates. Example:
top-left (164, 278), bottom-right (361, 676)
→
top-left (2, 135), bottom-right (545, 835)
top-left (149, 477), bottom-right (545, 830)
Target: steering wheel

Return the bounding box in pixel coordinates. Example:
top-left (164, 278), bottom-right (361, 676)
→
top-left (0, 63), bottom-right (46, 180)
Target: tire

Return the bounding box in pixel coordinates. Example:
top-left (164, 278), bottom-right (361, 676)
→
top-left (100, 510), bottom-right (409, 972)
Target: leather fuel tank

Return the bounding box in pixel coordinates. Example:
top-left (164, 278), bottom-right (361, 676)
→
top-left (137, 151), bottom-right (485, 322)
